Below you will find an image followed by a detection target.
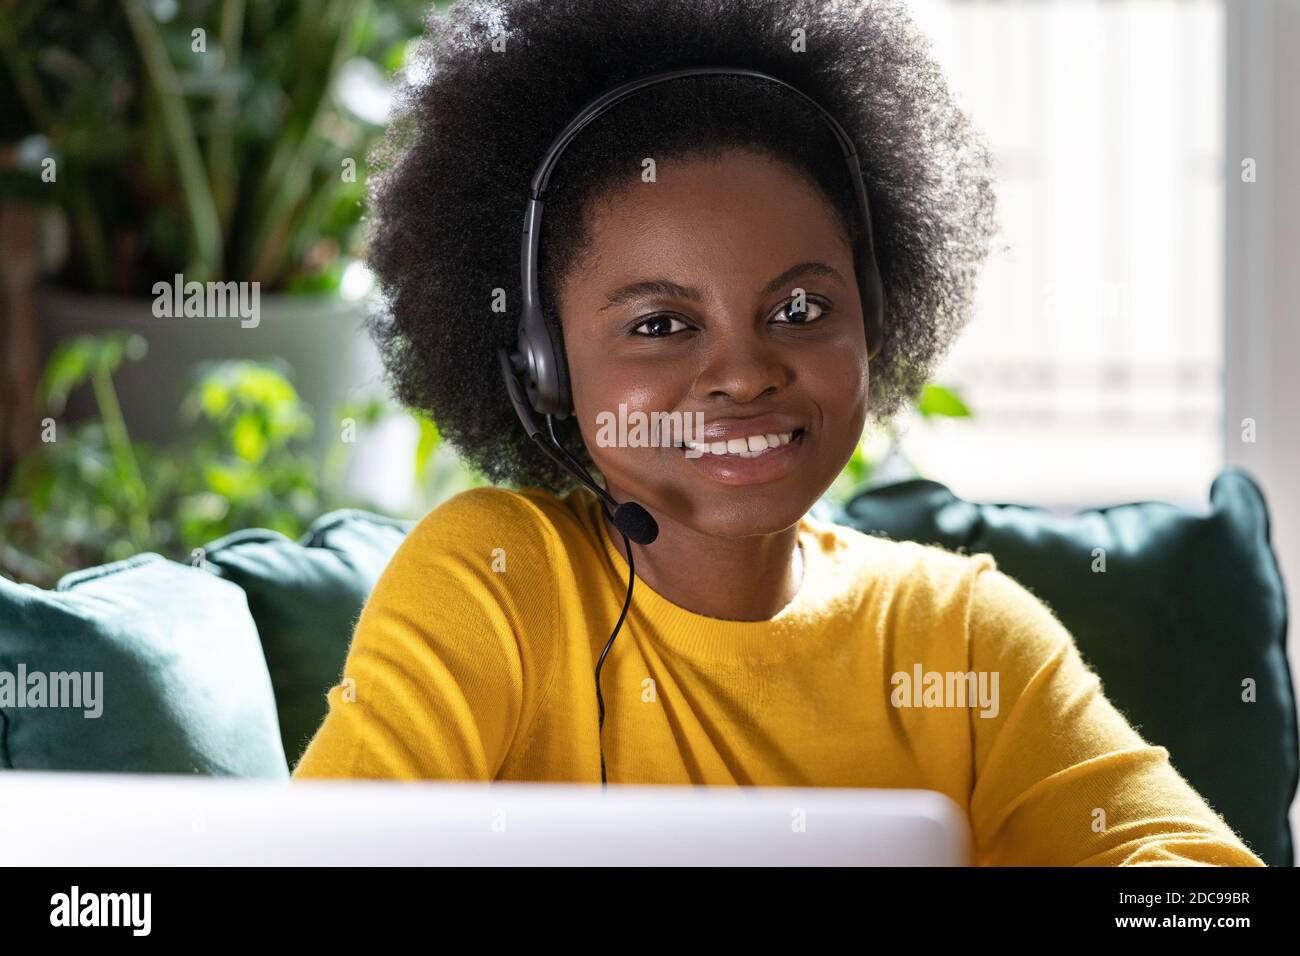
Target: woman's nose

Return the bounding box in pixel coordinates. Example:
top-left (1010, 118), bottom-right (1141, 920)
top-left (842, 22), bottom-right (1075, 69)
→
top-left (690, 326), bottom-right (792, 404)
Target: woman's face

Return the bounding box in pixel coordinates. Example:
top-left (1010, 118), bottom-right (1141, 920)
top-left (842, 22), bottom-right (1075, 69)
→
top-left (558, 147), bottom-right (870, 539)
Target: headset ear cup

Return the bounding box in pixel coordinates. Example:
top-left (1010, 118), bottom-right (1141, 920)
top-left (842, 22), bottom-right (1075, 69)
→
top-left (518, 304), bottom-right (572, 418)
top-left (539, 311), bottom-right (573, 417)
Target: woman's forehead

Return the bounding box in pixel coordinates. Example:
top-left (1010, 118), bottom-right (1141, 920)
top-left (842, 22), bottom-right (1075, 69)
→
top-left (568, 150), bottom-right (853, 291)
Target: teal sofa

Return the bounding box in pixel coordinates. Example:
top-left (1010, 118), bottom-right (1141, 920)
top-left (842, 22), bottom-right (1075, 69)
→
top-left (1, 468), bottom-right (1294, 865)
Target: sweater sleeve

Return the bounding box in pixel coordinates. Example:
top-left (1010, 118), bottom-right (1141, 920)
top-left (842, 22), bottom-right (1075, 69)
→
top-left (965, 564), bottom-right (1265, 866)
top-left (291, 488), bottom-right (558, 781)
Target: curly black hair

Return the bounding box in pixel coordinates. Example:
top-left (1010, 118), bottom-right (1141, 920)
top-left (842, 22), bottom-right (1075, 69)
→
top-left (365, 0), bottom-right (998, 492)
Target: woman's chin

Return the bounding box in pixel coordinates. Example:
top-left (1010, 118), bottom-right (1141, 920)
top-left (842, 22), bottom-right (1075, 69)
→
top-left (655, 484), bottom-right (826, 541)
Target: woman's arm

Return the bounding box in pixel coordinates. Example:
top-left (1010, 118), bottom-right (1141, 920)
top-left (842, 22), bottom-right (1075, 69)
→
top-left (292, 489), bottom-right (558, 780)
top-left (966, 566), bottom-right (1265, 866)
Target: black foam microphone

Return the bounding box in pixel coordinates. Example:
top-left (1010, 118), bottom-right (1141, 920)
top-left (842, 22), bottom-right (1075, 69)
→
top-left (609, 500), bottom-right (658, 547)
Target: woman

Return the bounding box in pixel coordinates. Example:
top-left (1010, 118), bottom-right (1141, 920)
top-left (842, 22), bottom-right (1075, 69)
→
top-left (293, 0), bottom-right (1264, 867)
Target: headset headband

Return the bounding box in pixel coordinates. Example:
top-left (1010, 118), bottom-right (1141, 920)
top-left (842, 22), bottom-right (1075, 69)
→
top-left (507, 65), bottom-right (885, 420)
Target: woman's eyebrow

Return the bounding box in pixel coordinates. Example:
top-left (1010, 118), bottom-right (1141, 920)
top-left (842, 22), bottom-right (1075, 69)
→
top-left (599, 261), bottom-right (845, 311)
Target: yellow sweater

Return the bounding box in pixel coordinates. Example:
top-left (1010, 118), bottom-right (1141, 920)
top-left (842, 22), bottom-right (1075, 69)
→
top-left (293, 485), bottom-right (1265, 866)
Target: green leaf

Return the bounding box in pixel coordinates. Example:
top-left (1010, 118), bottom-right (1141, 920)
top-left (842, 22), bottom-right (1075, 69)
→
top-left (176, 491), bottom-right (230, 525)
top-left (37, 332), bottom-right (147, 413)
top-left (333, 393), bottom-right (388, 427)
top-left (38, 338), bottom-right (95, 412)
top-left (199, 378), bottom-right (232, 418)
top-left (203, 461), bottom-right (243, 498)
top-left (845, 444), bottom-right (871, 484)
top-left (232, 363), bottom-right (299, 408)
top-left (916, 383), bottom-right (972, 420)
top-left (414, 414), bottom-right (441, 484)
top-left (231, 413), bottom-right (268, 463)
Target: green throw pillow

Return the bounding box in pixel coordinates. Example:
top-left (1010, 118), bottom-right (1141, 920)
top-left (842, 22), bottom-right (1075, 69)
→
top-left (200, 509), bottom-right (413, 769)
top-left (839, 467), bottom-right (1296, 866)
top-left (0, 553), bottom-right (287, 777)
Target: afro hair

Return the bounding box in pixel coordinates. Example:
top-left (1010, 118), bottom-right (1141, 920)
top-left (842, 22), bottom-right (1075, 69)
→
top-left (365, 0), bottom-right (998, 492)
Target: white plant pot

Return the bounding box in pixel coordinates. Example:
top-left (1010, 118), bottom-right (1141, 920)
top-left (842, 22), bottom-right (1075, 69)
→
top-left (35, 287), bottom-right (416, 510)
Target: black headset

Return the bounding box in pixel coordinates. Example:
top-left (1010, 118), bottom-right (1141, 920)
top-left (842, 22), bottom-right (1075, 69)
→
top-left (497, 66), bottom-right (886, 784)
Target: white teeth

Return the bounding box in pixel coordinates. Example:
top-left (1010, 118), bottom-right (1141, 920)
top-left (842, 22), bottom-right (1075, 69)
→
top-left (683, 431), bottom-right (797, 457)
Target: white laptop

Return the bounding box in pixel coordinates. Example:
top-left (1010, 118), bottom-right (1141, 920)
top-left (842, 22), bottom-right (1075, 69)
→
top-left (0, 772), bottom-right (970, 866)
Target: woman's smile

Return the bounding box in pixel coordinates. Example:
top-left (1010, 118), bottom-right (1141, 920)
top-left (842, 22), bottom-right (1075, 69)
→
top-left (675, 412), bottom-right (809, 486)
top-left (679, 428), bottom-right (807, 485)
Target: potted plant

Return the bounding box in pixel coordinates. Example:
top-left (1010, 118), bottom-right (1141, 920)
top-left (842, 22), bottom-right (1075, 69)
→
top-left (0, 0), bottom-right (440, 458)
top-left (0, 329), bottom-right (488, 587)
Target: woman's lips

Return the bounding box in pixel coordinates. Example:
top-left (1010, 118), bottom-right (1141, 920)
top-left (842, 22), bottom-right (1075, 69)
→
top-left (677, 428), bottom-right (807, 485)
top-left (692, 412), bottom-right (806, 442)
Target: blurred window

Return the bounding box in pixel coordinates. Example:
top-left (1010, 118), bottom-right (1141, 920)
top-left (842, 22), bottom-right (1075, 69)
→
top-left (898, 0), bottom-right (1224, 508)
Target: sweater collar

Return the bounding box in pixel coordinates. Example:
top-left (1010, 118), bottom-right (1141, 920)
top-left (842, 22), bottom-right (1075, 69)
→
top-left (568, 488), bottom-right (866, 663)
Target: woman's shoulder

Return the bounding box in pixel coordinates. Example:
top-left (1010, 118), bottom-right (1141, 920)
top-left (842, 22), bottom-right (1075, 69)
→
top-left (360, 486), bottom-right (586, 658)
top-left (396, 485), bottom-right (594, 571)
top-left (801, 510), bottom-right (998, 594)
top-left (419, 483), bottom-right (573, 520)
top-left (803, 514), bottom-right (1074, 662)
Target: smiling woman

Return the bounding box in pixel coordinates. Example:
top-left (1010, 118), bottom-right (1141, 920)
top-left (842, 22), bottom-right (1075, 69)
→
top-left (292, 0), bottom-right (1266, 867)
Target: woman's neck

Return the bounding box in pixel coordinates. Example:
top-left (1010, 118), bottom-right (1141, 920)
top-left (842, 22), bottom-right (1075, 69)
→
top-left (600, 502), bottom-right (803, 622)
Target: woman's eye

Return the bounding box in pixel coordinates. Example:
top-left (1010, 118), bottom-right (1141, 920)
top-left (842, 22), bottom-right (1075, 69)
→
top-left (773, 297), bottom-right (829, 325)
top-left (631, 315), bottom-right (689, 337)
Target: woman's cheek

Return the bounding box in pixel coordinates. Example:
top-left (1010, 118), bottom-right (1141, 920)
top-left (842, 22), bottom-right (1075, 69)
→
top-left (806, 345), bottom-right (869, 467)
top-left (575, 375), bottom-right (670, 468)
top-left (807, 339), bottom-right (868, 407)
